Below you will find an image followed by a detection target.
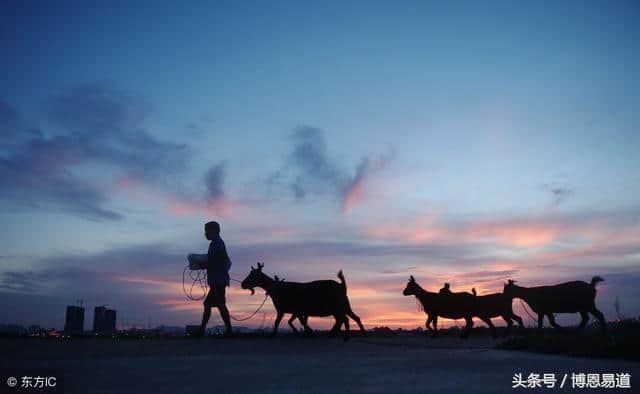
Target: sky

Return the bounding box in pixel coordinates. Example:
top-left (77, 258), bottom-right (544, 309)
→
top-left (1, 0), bottom-right (639, 331)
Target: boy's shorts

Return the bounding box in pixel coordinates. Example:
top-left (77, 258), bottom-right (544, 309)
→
top-left (204, 283), bottom-right (226, 307)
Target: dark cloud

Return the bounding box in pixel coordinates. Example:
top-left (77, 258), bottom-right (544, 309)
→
top-left (0, 135), bottom-right (123, 220)
top-left (551, 187), bottom-right (573, 205)
top-left (542, 183), bottom-right (574, 206)
top-left (277, 126), bottom-right (392, 211)
top-left (0, 84), bottom-right (219, 221)
top-left (47, 84), bottom-right (189, 181)
top-left (288, 126), bottom-right (344, 198)
top-left (0, 271), bottom-right (41, 292)
top-left (204, 162), bottom-right (226, 202)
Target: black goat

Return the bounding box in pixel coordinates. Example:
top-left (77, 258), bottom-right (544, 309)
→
top-left (403, 276), bottom-right (475, 338)
top-left (273, 275), bottom-right (313, 336)
top-left (240, 263), bottom-right (366, 340)
top-left (470, 287), bottom-right (523, 337)
top-left (503, 277), bottom-right (606, 334)
top-left (437, 283), bottom-right (523, 338)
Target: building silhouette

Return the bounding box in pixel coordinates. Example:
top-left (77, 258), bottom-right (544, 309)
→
top-left (64, 305), bottom-right (84, 335)
top-left (93, 306), bottom-right (116, 335)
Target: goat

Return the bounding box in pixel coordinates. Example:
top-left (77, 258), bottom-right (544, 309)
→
top-left (273, 275), bottom-right (313, 336)
top-left (502, 277), bottom-right (606, 334)
top-left (470, 287), bottom-right (523, 337)
top-left (240, 262), bottom-right (366, 340)
top-left (438, 283), bottom-right (523, 338)
top-left (403, 276), bottom-right (475, 338)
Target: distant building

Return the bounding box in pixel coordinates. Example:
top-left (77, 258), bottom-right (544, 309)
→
top-left (64, 305), bottom-right (84, 335)
top-left (93, 306), bottom-right (116, 335)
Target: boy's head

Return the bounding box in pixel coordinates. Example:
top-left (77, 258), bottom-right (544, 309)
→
top-left (205, 221), bottom-right (221, 240)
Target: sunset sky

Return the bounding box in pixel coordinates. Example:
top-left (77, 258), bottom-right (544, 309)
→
top-left (1, 1), bottom-right (639, 330)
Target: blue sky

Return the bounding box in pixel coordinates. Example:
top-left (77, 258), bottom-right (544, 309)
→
top-left (1, 1), bottom-right (639, 329)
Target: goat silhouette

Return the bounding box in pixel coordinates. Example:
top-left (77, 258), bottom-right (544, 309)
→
top-left (241, 263), bottom-right (365, 340)
top-left (503, 277), bottom-right (606, 334)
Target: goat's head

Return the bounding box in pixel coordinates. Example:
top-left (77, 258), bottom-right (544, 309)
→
top-left (241, 262), bottom-right (266, 295)
top-left (403, 275), bottom-right (420, 296)
top-left (502, 279), bottom-right (517, 297)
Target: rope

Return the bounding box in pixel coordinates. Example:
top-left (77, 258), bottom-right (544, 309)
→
top-left (229, 293), bottom-right (269, 322)
top-left (182, 265), bottom-right (269, 322)
top-left (182, 265), bottom-right (208, 301)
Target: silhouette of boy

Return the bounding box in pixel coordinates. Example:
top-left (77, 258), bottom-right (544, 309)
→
top-left (199, 221), bottom-right (233, 337)
top-left (439, 282), bottom-right (451, 295)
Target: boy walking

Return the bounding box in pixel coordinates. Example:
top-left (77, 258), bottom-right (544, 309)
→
top-left (199, 221), bottom-right (233, 337)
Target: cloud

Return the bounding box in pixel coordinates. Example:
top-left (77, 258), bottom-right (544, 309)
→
top-left (542, 183), bottom-right (574, 206)
top-left (0, 135), bottom-right (123, 220)
top-left (278, 126), bottom-right (391, 212)
top-left (288, 126), bottom-right (344, 198)
top-left (0, 271), bottom-right (41, 292)
top-left (0, 84), bottom-right (230, 221)
top-left (47, 84), bottom-right (189, 182)
top-left (204, 162), bottom-right (226, 201)
top-left (166, 162), bottom-right (236, 217)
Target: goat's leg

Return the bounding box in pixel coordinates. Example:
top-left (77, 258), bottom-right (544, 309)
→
top-left (288, 315), bottom-right (300, 335)
top-left (433, 315), bottom-right (439, 337)
top-left (461, 316), bottom-right (474, 339)
top-left (346, 310), bottom-right (366, 335)
top-left (300, 315), bottom-right (314, 336)
top-left (328, 315), bottom-right (342, 337)
top-left (503, 315), bottom-right (513, 337)
top-left (536, 313), bottom-right (544, 335)
top-left (589, 306), bottom-right (607, 335)
top-left (425, 315), bottom-right (433, 336)
top-left (511, 312), bottom-right (524, 329)
top-left (342, 315), bottom-right (350, 341)
top-left (271, 311), bottom-right (284, 337)
top-left (547, 313), bottom-right (566, 333)
top-left (576, 311), bottom-right (589, 333)
top-left (480, 316), bottom-right (497, 338)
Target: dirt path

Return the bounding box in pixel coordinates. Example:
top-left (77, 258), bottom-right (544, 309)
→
top-left (2, 337), bottom-right (638, 393)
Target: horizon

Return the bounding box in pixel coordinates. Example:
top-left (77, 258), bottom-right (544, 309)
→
top-left (1, 1), bottom-right (639, 331)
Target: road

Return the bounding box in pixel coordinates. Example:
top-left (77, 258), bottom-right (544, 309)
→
top-left (2, 336), bottom-right (637, 393)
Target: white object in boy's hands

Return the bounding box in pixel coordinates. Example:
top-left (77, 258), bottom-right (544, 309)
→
top-left (188, 253), bottom-right (208, 270)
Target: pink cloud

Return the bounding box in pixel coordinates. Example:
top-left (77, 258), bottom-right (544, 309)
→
top-left (341, 151), bottom-right (393, 213)
top-left (464, 220), bottom-right (559, 247)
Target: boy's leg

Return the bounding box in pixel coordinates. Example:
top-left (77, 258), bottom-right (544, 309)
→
top-left (218, 304), bottom-right (233, 336)
top-left (214, 285), bottom-right (233, 336)
top-left (199, 290), bottom-right (214, 336)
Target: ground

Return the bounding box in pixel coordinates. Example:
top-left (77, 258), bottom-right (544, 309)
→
top-left (2, 336), bottom-right (638, 393)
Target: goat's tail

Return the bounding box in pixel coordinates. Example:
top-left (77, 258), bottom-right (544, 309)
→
top-left (591, 276), bottom-right (604, 287)
top-left (337, 270), bottom-right (347, 289)
top-left (472, 288), bottom-right (477, 296)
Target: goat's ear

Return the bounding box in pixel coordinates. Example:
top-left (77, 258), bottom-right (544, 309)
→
top-left (410, 275), bottom-right (415, 282)
top-left (257, 262), bottom-right (264, 269)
